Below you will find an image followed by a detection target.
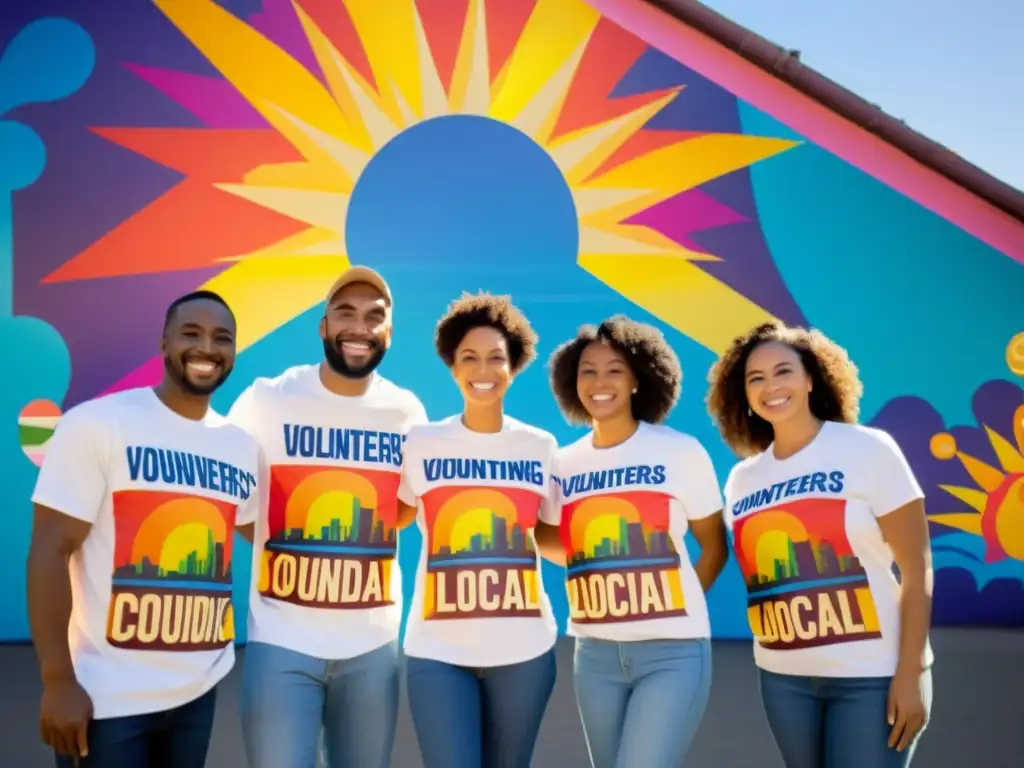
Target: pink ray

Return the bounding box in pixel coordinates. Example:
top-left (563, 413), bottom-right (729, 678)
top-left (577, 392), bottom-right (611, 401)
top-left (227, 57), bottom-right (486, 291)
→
top-left (247, 0), bottom-right (322, 78)
top-left (100, 356), bottom-right (163, 397)
top-left (125, 63), bottom-right (267, 128)
top-left (626, 188), bottom-right (749, 252)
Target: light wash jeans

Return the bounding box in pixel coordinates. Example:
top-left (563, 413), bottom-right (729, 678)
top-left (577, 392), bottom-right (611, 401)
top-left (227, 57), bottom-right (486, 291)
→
top-left (573, 637), bottom-right (712, 768)
top-left (239, 640), bottom-right (399, 768)
top-left (406, 648), bottom-right (557, 768)
top-left (758, 668), bottom-right (933, 768)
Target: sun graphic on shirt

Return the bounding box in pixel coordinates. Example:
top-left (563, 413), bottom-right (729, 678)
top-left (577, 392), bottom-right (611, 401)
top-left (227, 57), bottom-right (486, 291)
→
top-left (46, 0), bottom-right (799, 378)
top-left (928, 403), bottom-right (1024, 563)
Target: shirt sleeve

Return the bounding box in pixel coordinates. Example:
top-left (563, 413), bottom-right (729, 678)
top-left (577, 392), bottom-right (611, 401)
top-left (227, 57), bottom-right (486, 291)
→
top-left (398, 429), bottom-right (419, 506)
top-left (403, 396), bottom-right (429, 432)
top-left (31, 405), bottom-right (111, 524)
top-left (225, 384), bottom-right (259, 434)
top-left (865, 429), bottom-right (924, 518)
top-left (682, 439), bottom-right (725, 521)
top-left (236, 443), bottom-right (268, 527)
top-left (538, 439), bottom-right (562, 526)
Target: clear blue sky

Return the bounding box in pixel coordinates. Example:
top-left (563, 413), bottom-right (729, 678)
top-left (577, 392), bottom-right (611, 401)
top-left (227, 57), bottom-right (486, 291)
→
top-left (700, 0), bottom-right (1024, 193)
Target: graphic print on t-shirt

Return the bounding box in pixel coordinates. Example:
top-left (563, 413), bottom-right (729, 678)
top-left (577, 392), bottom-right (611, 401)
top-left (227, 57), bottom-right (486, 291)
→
top-left (733, 497), bottom-right (881, 649)
top-left (562, 491), bottom-right (686, 623)
top-left (422, 486), bottom-right (542, 620)
top-left (260, 465), bottom-right (400, 609)
top-left (109, 490), bottom-right (237, 651)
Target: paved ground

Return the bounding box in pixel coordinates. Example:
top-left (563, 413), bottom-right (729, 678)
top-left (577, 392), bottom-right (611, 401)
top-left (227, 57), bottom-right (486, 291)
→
top-left (4, 629), bottom-right (1022, 767)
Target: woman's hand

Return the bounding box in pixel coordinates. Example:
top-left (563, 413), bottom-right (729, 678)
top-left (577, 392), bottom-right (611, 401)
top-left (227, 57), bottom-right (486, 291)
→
top-left (887, 668), bottom-right (927, 752)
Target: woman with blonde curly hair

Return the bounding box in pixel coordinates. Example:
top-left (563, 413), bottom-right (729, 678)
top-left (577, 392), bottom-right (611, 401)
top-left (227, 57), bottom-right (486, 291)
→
top-left (706, 321), bottom-right (933, 768)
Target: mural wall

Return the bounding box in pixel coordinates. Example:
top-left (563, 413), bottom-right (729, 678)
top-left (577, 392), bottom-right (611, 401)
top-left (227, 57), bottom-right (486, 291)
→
top-left (2, 0), bottom-right (1023, 642)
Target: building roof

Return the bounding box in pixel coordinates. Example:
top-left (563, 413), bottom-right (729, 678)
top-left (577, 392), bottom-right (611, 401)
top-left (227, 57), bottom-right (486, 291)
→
top-left (648, 0), bottom-right (1024, 225)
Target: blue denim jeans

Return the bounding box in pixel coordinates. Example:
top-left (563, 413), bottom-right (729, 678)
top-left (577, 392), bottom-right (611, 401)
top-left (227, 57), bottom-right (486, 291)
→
top-left (758, 668), bottom-right (934, 768)
top-left (240, 640), bottom-right (399, 768)
top-left (53, 686), bottom-right (216, 768)
top-left (573, 637), bottom-right (712, 768)
top-left (406, 649), bottom-right (557, 768)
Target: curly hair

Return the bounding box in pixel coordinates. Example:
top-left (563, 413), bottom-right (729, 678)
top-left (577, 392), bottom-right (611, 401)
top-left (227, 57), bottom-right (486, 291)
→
top-left (548, 315), bottom-right (682, 425)
top-left (706, 321), bottom-right (863, 457)
top-left (434, 292), bottom-right (537, 374)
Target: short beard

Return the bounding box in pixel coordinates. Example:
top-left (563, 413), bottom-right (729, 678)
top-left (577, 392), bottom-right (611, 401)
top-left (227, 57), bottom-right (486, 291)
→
top-left (322, 339), bottom-right (386, 379)
top-left (164, 356), bottom-right (230, 397)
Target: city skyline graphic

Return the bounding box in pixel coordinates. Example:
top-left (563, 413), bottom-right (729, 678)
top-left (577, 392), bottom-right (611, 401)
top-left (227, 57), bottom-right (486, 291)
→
top-left (112, 490), bottom-right (237, 589)
top-left (563, 491), bottom-right (679, 576)
top-left (266, 465), bottom-right (400, 556)
top-left (733, 497), bottom-right (866, 595)
top-left (424, 486), bottom-right (542, 568)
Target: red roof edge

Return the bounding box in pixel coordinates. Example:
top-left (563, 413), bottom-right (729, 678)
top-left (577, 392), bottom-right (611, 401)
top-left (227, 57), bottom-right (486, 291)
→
top-left (646, 0), bottom-right (1024, 225)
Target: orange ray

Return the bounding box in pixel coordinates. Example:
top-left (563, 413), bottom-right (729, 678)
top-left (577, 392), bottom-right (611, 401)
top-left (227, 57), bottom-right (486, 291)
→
top-left (416, 0), bottom-right (470, 92)
top-left (486, 0), bottom-right (537, 85)
top-left (294, 0), bottom-right (375, 85)
top-left (551, 16), bottom-right (654, 139)
top-left (43, 180), bottom-right (308, 283)
top-left (90, 127), bottom-right (301, 182)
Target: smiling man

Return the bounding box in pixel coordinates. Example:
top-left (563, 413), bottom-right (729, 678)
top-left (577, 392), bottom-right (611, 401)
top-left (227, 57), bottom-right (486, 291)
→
top-left (226, 266), bottom-right (426, 768)
top-left (26, 290), bottom-right (263, 768)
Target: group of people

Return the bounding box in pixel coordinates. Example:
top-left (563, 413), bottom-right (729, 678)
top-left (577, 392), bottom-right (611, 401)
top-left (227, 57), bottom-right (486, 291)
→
top-left (26, 265), bottom-right (933, 768)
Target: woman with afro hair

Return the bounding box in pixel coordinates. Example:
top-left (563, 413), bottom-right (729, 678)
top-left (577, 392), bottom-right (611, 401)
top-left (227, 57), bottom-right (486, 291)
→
top-left (398, 293), bottom-right (559, 768)
top-left (535, 315), bottom-right (729, 768)
top-left (707, 320), bottom-right (933, 768)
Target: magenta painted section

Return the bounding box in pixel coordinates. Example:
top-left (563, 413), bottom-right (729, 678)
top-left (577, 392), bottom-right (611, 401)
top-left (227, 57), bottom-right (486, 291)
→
top-left (124, 63), bottom-right (268, 128)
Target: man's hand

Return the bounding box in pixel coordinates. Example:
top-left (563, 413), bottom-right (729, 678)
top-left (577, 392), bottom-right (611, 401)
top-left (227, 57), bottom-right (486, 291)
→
top-left (40, 678), bottom-right (92, 758)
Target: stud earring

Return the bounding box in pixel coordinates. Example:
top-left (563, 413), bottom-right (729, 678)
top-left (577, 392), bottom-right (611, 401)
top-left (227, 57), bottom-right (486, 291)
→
top-left (748, 406), bottom-right (753, 416)
top-left (632, 388), bottom-right (638, 394)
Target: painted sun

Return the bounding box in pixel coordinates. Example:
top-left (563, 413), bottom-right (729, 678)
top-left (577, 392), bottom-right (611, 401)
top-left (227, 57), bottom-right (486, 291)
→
top-left (44, 0), bottom-right (799, 393)
top-left (929, 403), bottom-right (1024, 563)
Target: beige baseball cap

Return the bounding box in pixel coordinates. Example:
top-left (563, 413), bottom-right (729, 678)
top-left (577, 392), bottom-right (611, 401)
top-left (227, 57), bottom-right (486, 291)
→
top-left (325, 265), bottom-right (393, 306)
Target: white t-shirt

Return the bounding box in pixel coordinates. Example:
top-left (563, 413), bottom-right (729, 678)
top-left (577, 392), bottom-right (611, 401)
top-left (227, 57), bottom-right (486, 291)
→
top-left (723, 420), bottom-right (933, 678)
top-left (400, 416), bottom-right (559, 667)
top-left (226, 365), bottom-right (426, 660)
top-left (542, 423), bottom-right (723, 641)
top-left (30, 388), bottom-right (262, 719)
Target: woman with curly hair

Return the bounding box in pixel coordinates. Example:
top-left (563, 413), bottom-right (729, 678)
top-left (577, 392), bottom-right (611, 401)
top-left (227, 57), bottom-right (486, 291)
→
top-left (399, 293), bottom-right (559, 768)
top-left (536, 315), bottom-right (728, 768)
top-left (707, 321), bottom-right (933, 768)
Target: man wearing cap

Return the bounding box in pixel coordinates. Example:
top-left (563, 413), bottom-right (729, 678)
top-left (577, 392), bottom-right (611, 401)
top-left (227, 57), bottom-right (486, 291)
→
top-left (227, 266), bottom-right (426, 768)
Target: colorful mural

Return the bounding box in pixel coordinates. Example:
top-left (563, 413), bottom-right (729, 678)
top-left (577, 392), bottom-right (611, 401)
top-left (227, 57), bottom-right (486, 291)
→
top-left (2, 0), bottom-right (1022, 642)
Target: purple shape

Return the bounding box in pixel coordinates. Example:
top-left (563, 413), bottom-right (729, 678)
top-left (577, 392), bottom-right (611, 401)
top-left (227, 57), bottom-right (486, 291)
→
top-left (933, 568), bottom-right (1024, 627)
top-left (627, 187), bottom-right (748, 253)
top-left (124, 63), bottom-right (267, 128)
top-left (971, 379), bottom-right (1023, 448)
top-left (247, 0), bottom-right (322, 80)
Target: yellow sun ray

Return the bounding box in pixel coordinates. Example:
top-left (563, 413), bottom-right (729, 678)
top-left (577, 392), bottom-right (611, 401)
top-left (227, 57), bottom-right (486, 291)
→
top-left (928, 513), bottom-right (983, 535)
top-left (608, 225), bottom-right (722, 261)
top-left (506, 36), bottom-right (591, 144)
top-left (985, 426), bottom-right (1024, 473)
top-left (549, 90), bottom-right (682, 185)
top-left (339, 0), bottom-right (422, 122)
top-left (292, 4), bottom-right (375, 151)
top-left (489, 0), bottom-right (601, 125)
top-left (201, 255), bottom-right (348, 350)
top-left (244, 161), bottom-right (349, 193)
top-left (153, 0), bottom-right (350, 170)
top-left (572, 188), bottom-right (651, 218)
top-left (330, 51), bottom-right (403, 150)
top-left (959, 454), bottom-right (1006, 494)
top-left (579, 254), bottom-right (777, 352)
top-left (215, 228), bottom-right (339, 262)
top-left (215, 185), bottom-right (348, 233)
top-left (582, 134), bottom-right (800, 222)
top-left (410, 6), bottom-right (450, 119)
top-left (254, 106), bottom-right (370, 189)
top-left (449, 0), bottom-right (490, 116)
top-left (937, 484), bottom-right (990, 513)
top-left (579, 225), bottom-right (718, 261)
